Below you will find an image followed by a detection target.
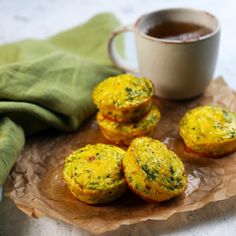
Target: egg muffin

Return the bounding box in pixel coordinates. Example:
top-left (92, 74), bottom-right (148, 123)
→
top-left (123, 137), bottom-right (187, 202)
top-left (63, 144), bottom-right (127, 204)
top-left (97, 105), bottom-right (161, 146)
top-left (93, 74), bottom-right (154, 122)
top-left (179, 105), bottom-right (236, 157)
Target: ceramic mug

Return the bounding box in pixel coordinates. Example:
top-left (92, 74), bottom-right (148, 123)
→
top-left (108, 8), bottom-right (220, 99)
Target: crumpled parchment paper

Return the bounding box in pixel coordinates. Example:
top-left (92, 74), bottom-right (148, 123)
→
top-left (5, 77), bottom-right (236, 234)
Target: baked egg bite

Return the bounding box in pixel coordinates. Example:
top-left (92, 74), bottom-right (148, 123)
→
top-left (122, 137), bottom-right (187, 202)
top-left (179, 105), bottom-right (236, 157)
top-left (97, 105), bottom-right (161, 145)
top-left (63, 144), bottom-right (127, 204)
top-left (93, 74), bottom-right (154, 122)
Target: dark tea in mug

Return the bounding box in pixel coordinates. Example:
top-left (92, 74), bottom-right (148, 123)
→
top-left (146, 21), bottom-right (212, 41)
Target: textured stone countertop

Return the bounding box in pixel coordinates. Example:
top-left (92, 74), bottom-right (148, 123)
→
top-left (1, 0), bottom-right (236, 235)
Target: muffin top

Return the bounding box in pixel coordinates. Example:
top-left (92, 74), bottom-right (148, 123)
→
top-left (97, 105), bottom-right (160, 133)
top-left (93, 74), bottom-right (154, 109)
top-left (63, 144), bottom-right (125, 191)
top-left (179, 105), bottom-right (236, 144)
top-left (127, 137), bottom-right (187, 194)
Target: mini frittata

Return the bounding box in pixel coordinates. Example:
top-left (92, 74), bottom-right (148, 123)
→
top-left (122, 137), bottom-right (187, 202)
top-left (179, 105), bottom-right (236, 157)
top-left (63, 144), bottom-right (127, 204)
top-left (97, 105), bottom-right (161, 145)
top-left (93, 74), bottom-right (154, 122)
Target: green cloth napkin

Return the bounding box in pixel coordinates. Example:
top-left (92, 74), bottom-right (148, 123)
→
top-left (0, 13), bottom-right (122, 186)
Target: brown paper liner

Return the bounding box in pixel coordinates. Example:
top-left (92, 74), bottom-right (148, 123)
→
top-left (5, 77), bottom-right (236, 234)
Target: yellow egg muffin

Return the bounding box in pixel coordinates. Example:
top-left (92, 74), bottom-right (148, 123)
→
top-left (63, 144), bottom-right (127, 204)
top-left (179, 105), bottom-right (236, 157)
top-left (97, 105), bottom-right (161, 145)
top-left (123, 137), bottom-right (187, 202)
top-left (93, 74), bottom-right (154, 122)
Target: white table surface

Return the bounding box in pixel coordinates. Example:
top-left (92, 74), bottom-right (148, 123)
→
top-left (1, 0), bottom-right (236, 235)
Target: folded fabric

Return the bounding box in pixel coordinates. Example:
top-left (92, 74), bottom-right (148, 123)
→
top-left (0, 13), bottom-right (122, 186)
top-left (0, 13), bottom-right (122, 66)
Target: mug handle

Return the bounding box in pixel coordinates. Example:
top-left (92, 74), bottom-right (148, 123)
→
top-left (108, 25), bottom-right (138, 73)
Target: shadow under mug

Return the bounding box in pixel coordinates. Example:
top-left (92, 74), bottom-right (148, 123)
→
top-left (108, 8), bottom-right (220, 100)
